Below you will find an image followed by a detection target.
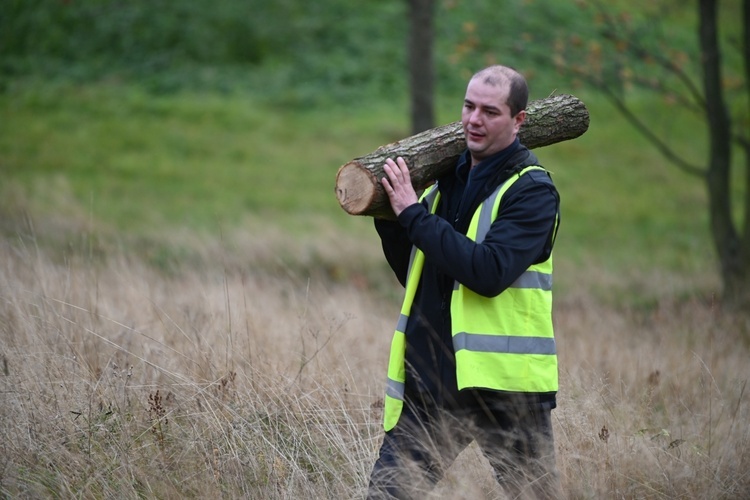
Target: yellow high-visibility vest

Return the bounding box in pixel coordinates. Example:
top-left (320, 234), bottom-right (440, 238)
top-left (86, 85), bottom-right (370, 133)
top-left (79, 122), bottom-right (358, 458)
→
top-left (383, 166), bottom-right (558, 431)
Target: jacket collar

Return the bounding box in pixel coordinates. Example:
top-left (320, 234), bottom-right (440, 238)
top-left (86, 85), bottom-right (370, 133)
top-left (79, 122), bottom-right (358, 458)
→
top-left (455, 137), bottom-right (522, 183)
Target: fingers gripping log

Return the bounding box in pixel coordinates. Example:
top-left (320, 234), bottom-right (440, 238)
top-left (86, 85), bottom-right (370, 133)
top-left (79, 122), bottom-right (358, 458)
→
top-left (335, 93), bottom-right (589, 219)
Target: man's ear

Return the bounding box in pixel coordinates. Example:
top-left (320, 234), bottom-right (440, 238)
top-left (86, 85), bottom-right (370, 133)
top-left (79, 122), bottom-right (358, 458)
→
top-left (513, 110), bottom-right (526, 133)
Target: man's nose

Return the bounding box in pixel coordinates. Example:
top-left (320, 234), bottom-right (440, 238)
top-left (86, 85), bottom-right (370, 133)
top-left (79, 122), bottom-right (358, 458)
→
top-left (469, 109), bottom-right (482, 125)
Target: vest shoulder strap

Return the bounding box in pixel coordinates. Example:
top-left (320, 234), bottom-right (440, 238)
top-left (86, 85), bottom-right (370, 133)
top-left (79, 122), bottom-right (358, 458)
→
top-left (474, 165), bottom-right (547, 243)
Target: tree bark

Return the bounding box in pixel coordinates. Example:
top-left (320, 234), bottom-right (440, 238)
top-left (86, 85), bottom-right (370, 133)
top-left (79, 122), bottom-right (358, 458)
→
top-left (335, 93), bottom-right (590, 218)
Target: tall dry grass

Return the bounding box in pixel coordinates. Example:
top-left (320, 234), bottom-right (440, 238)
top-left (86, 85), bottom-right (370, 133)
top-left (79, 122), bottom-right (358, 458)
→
top-left (1, 225), bottom-right (748, 499)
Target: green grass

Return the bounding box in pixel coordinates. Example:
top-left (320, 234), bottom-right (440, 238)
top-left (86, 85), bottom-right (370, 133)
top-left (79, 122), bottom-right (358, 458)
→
top-left (0, 82), bottom-right (418, 231)
top-left (1, 85), bottom-right (334, 227)
top-left (0, 80), bottom-right (725, 302)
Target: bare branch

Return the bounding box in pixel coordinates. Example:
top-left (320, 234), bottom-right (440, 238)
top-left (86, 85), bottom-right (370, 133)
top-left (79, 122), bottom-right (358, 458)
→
top-left (736, 134), bottom-right (750, 152)
top-left (593, 0), bottom-right (706, 109)
top-left (595, 80), bottom-right (706, 178)
top-left (630, 74), bottom-right (704, 114)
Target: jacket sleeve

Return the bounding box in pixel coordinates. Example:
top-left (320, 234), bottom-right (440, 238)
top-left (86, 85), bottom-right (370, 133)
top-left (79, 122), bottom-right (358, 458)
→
top-left (373, 217), bottom-right (413, 287)
top-left (397, 172), bottom-right (559, 297)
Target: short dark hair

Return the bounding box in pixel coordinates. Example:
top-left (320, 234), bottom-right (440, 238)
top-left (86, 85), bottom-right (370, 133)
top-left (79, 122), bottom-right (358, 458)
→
top-left (471, 65), bottom-right (528, 117)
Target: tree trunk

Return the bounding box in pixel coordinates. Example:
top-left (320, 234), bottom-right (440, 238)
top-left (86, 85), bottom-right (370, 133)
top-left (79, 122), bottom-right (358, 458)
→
top-left (735, 0), bottom-right (750, 312)
top-left (698, 0), bottom-right (747, 310)
top-left (408, 0), bottom-right (436, 134)
top-left (335, 93), bottom-right (590, 219)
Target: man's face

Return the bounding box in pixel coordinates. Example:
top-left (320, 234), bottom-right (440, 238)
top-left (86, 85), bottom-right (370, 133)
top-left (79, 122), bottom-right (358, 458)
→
top-left (461, 78), bottom-right (526, 166)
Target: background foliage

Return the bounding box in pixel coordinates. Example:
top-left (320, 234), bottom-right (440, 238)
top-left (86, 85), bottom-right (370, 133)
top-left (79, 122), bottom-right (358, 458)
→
top-left (0, 0), bottom-right (626, 100)
top-left (1, 0), bottom-right (407, 100)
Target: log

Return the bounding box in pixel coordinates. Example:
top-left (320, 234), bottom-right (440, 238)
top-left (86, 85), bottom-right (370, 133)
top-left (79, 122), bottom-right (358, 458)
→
top-left (335, 93), bottom-right (590, 219)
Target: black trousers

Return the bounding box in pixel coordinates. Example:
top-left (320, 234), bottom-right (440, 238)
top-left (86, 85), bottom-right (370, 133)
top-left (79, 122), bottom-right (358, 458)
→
top-left (367, 391), bottom-right (559, 499)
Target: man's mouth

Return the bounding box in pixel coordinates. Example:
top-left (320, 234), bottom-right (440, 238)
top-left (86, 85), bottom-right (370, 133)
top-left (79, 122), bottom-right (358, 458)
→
top-left (467, 130), bottom-right (484, 141)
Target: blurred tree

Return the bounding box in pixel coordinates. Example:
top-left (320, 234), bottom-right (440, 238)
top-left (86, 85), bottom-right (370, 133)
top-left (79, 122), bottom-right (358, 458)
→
top-left (542, 0), bottom-right (750, 311)
top-left (408, 0), bottom-right (436, 134)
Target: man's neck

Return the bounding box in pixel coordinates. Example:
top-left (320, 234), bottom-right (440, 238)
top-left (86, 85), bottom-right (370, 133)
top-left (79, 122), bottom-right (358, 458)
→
top-left (469, 137), bottom-right (520, 170)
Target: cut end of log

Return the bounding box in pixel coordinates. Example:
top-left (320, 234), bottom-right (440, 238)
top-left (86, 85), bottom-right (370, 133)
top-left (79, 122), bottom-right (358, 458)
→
top-left (335, 161), bottom-right (380, 215)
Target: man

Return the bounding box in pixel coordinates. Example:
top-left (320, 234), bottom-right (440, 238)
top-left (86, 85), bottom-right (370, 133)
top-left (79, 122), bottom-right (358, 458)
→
top-left (368, 65), bottom-right (561, 499)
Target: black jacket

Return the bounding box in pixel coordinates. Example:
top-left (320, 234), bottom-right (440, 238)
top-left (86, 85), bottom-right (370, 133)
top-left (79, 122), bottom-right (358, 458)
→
top-left (374, 140), bottom-right (560, 410)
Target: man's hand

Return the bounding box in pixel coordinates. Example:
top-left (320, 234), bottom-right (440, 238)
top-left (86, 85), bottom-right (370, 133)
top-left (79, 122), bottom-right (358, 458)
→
top-left (381, 157), bottom-right (419, 217)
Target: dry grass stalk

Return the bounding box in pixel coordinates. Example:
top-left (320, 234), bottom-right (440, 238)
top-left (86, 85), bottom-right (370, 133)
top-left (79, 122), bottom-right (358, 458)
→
top-left (1, 229), bottom-right (748, 498)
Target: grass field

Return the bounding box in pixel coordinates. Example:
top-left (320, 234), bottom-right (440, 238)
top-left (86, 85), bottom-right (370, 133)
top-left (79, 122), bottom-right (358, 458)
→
top-left (1, 80), bottom-right (748, 498)
top-left (0, 81), bottom-right (718, 276)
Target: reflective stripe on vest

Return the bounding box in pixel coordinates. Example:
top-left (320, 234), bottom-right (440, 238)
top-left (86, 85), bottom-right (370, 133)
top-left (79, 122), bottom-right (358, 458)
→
top-left (453, 270), bottom-right (552, 292)
top-left (452, 332), bottom-right (557, 355)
